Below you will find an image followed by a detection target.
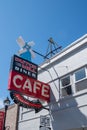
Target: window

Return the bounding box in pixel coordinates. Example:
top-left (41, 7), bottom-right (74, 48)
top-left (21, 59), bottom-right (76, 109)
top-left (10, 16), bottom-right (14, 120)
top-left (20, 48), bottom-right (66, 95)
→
top-left (75, 67), bottom-right (87, 92)
top-left (61, 75), bottom-right (72, 96)
top-left (75, 68), bottom-right (86, 82)
top-left (61, 76), bottom-right (70, 87)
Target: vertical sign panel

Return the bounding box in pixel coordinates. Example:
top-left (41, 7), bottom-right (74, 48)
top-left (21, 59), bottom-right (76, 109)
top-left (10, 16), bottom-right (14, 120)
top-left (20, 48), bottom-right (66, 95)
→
top-left (0, 111), bottom-right (5, 130)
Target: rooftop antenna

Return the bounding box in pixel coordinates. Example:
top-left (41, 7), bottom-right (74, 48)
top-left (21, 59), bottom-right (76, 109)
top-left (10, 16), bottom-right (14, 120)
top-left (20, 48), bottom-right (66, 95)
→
top-left (44, 37), bottom-right (62, 59)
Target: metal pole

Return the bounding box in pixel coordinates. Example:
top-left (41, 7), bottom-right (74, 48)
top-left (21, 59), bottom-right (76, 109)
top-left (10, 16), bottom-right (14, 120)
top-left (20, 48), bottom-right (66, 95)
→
top-left (3, 105), bottom-right (8, 130)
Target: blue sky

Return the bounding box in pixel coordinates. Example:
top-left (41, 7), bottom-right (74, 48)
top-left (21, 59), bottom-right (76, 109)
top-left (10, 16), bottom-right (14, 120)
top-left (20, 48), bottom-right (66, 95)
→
top-left (0, 0), bottom-right (87, 108)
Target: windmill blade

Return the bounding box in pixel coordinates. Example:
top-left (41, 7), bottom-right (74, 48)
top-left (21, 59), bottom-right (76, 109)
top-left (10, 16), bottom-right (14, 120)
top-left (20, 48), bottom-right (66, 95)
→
top-left (16, 36), bottom-right (25, 48)
top-left (27, 41), bottom-right (35, 46)
top-left (18, 48), bottom-right (27, 55)
top-left (29, 49), bottom-right (35, 58)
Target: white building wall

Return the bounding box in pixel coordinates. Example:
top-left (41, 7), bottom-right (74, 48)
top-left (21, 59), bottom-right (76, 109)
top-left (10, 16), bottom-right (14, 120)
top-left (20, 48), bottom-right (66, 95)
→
top-left (18, 34), bottom-right (87, 130)
top-left (51, 91), bottom-right (87, 130)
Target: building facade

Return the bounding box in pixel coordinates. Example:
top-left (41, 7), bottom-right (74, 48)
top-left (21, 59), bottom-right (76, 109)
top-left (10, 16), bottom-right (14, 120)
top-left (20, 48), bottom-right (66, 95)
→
top-left (0, 104), bottom-right (19, 130)
top-left (18, 34), bottom-right (87, 130)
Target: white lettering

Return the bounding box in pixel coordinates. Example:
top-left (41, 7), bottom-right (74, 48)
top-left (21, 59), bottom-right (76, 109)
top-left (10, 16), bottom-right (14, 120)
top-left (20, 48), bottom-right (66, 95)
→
top-left (13, 75), bottom-right (23, 88)
top-left (42, 85), bottom-right (49, 98)
top-left (23, 79), bottom-right (32, 92)
top-left (33, 81), bottom-right (41, 93)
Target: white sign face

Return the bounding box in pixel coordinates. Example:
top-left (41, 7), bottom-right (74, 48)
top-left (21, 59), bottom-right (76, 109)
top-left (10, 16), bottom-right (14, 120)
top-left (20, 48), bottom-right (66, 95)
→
top-left (40, 126), bottom-right (45, 130)
top-left (45, 117), bottom-right (50, 127)
top-left (40, 116), bottom-right (50, 127)
top-left (40, 126), bottom-right (51, 130)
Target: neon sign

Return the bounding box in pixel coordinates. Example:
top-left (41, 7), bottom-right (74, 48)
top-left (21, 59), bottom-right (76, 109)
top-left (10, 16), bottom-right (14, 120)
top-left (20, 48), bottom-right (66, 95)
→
top-left (8, 70), bottom-right (50, 102)
top-left (8, 55), bottom-right (50, 112)
top-left (8, 37), bottom-right (50, 112)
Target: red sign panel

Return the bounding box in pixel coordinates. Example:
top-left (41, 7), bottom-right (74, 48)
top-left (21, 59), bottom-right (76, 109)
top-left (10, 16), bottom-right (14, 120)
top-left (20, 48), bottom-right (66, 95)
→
top-left (8, 70), bottom-right (50, 102)
top-left (0, 111), bottom-right (4, 130)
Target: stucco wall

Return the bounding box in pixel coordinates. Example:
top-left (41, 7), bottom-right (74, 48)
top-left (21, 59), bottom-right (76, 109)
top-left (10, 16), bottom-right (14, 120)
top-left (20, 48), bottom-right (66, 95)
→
top-left (5, 104), bottom-right (19, 130)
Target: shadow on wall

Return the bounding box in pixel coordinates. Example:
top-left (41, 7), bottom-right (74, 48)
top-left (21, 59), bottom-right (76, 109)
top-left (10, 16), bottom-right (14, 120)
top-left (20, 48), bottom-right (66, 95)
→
top-left (49, 90), bottom-right (87, 130)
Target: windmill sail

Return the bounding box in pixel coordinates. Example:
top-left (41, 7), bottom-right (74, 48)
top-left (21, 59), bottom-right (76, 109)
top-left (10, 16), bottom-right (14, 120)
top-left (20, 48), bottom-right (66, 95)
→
top-left (16, 36), bottom-right (25, 48)
top-left (16, 36), bottom-right (35, 61)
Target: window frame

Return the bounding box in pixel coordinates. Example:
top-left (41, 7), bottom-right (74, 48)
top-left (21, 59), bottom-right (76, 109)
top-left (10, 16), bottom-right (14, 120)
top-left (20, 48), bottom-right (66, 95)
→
top-left (74, 67), bottom-right (86, 83)
top-left (60, 75), bottom-right (72, 96)
top-left (61, 75), bottom-right (71, 88)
